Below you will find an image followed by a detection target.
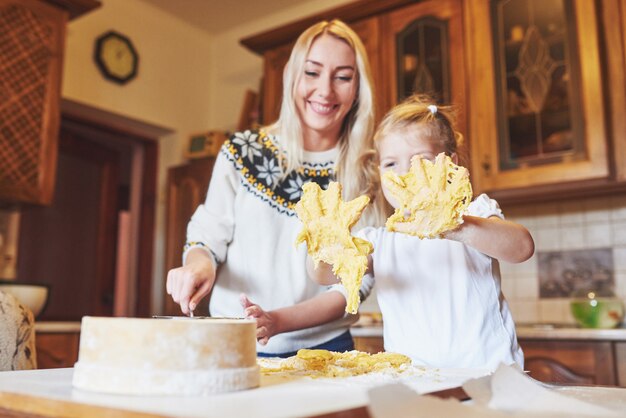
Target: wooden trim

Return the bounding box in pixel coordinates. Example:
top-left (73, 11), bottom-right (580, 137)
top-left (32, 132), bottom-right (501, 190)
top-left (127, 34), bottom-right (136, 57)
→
top-left (240, 0), bottom-right (418, 54)
top-left (0, 392), bottom-right (165, 418)
top-left (600, 0), bottom-right (626, 181)
top-left (43, 0), bottom-right (100, 19)
top-left (491, 177), bottom-right (626, 207)
top-left (136, 142), bottom-right (157, 317)
top-left (60, 99), bottom-right (174, 141)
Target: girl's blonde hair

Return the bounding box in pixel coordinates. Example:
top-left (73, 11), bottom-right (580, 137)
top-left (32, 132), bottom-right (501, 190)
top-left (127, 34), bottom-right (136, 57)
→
top-left (266, 19), bottom-right (386, 227)
top-left (370, 94), bottom-right (465, 217)
top-left (373, 94), bottom-right (464, 160)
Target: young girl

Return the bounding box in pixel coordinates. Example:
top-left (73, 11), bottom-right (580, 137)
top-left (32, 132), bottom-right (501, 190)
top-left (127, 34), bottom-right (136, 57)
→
top-left (307, 94), bottom-right (534, 370)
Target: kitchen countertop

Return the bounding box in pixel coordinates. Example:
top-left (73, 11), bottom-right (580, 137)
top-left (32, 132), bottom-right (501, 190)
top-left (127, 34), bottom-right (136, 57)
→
top-left (351, 323), bottom-right (626, 341)
top-left (0, 367), bottom-right (487, 418)
top-left (33, 321), bottom-right (626, 340)
top-left (35, 321), bottom-right (81, 333)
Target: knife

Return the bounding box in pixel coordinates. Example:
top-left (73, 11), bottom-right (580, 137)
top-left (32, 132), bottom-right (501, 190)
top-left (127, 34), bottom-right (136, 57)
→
top-left (152, 315), bottom-right (246, 320)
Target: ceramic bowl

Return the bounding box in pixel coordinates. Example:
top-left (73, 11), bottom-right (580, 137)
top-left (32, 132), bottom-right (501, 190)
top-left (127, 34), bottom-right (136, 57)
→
top-left (570, 293), bottom-right (624, 329)
top-left (0, 282), bottom-right (49, 317)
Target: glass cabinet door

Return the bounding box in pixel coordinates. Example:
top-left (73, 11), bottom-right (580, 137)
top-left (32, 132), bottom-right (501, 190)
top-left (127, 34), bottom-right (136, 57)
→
top-left (467, 0), bottom-right (608, 193)
top-left (396, 17), bottom-right (450, 104)
top-left (492, 0), bottom-right (583, 171)
top-left (381, 0), bottom-right (466, 139)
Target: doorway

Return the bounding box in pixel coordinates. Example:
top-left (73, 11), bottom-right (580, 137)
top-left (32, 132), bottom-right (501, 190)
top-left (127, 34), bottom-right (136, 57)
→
top-left (16, 100), bottom-right (170, 320)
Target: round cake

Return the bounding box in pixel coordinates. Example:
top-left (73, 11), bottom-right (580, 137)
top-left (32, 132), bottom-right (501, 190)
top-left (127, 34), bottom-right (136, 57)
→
top-left (72, 316), bottom-right (260, 396)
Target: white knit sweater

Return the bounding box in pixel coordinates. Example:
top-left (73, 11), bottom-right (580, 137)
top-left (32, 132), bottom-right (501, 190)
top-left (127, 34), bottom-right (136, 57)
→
top-left (185, 130), bottom-right (364, 354)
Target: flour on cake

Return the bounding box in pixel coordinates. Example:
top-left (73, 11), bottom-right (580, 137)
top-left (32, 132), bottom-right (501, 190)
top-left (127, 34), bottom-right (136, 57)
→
top-left (72, 316), bottom-right (260, 396)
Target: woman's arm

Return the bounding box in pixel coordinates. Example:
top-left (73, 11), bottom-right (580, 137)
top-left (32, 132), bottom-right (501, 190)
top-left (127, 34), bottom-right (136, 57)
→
top-left (167, 151), bottom-right (237, 315)
top-left (443, 215), bottom-right (534, 263)
top-left (166, 247), bottom-right (217, 315)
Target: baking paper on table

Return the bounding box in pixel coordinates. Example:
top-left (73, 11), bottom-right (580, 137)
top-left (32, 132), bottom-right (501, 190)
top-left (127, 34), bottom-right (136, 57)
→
top-left (367, 363), bottom-right (624, 418)
top-left (464, 363), bottom-right (621, 416)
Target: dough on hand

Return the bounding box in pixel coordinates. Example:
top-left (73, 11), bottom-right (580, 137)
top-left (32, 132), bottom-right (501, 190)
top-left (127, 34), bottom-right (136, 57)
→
top-left (295, 182), bottom-right (372, 314)
top-left (383, 152), bottom-right (472, 239)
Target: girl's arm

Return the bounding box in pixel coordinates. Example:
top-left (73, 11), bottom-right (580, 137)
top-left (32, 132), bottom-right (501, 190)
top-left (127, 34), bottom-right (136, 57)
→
top-left (443, 215), bottom-right (534, 263)
top-left (306, 256), bottom-right (338, 285)
top-left (240, 292), bottom-right (347, 345)
top-left (306, 254), bottom-right (374, 285)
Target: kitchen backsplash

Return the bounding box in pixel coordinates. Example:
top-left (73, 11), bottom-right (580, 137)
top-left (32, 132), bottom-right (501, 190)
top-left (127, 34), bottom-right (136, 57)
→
top-left (501, 194), bottom-right (626, 326)
top-left (359, 194), bottom-right (626, 327)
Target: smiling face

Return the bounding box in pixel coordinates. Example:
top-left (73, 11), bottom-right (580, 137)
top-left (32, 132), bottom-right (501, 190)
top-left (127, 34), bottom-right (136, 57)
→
top-left (295, 34), bottom-right (358, 149)
top-left (378, 124), bottom-right (457, 209)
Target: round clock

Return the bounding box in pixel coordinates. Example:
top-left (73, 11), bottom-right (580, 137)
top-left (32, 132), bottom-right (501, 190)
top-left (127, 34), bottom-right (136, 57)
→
top-left (94, 31), bottom-right (139, 84)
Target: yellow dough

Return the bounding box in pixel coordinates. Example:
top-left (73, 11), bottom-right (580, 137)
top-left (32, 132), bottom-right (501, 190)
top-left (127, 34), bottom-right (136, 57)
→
top-left (295, 182), bottom-right (372, 314)
top-left (259, 349), bottom-right (412, 378)
top-left (383, 152), bottom-right (472, 239)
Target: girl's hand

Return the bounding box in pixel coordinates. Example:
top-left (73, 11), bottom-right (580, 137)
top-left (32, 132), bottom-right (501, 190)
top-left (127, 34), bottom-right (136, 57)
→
top-left (166, 249), bottom-right (216, 315)
top-left (240, 293), bottom-right (277, 345)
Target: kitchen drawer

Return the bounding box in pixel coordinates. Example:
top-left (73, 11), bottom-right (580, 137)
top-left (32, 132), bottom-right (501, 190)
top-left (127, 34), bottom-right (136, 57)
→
top-left (519, 339), bottom-right (616, 386)
top-left (36, 332), bottom-right (80, 369)
top-left (354, 336), bottom-right (384, 354)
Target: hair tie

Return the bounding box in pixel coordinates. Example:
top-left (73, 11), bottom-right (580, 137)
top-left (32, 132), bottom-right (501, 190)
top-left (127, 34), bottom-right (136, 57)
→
top-left (427, 105), bottom-right (438, 115)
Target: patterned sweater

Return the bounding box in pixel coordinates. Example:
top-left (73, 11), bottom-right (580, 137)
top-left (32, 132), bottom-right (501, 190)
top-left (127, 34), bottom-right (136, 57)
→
top-left (185, 130), bottom-right (365, 354)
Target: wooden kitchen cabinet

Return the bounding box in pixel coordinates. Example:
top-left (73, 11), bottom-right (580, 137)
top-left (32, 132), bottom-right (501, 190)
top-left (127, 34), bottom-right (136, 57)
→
top-left (519, 339), bottom-right (619, 387)
top-left (379, 0), bottom-right (467, 157)
top-left (35, 331), bottom-right (80, 369)
top-left (354, 336), bottom-right (384, 354)
top-left (0, 0), bottom-right (99, 206)
top-left (465, 0), bottom-right (613, 201)
top-left (242, 0), bottom-right (626, 203)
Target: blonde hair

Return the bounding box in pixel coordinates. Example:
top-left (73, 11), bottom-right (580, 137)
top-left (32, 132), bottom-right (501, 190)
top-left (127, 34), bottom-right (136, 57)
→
top-left (371, 94), bottom-right (465, 216)
top-left (265, 20), bottom-right (385, 227)
top-left (373, 94), bottom-right (464, 160)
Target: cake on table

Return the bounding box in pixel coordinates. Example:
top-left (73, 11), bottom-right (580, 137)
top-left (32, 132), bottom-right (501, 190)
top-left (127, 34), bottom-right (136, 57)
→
top-left (72, 316), bottom-right (260, 396)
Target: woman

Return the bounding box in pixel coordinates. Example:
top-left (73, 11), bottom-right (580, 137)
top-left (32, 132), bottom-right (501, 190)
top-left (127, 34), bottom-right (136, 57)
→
top-left (166, 19), bottom-right (386, 357)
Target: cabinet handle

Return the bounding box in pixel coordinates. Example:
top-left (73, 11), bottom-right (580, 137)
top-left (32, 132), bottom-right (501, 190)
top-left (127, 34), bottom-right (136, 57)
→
top-left (482, 156), bottom-right (491, 175)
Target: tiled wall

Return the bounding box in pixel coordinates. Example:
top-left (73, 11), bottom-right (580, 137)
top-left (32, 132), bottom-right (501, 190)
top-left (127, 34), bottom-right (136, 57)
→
top-left (359, 194), bottom-right (626, 327)
top-left (502, 194), bottom-right (626, 325)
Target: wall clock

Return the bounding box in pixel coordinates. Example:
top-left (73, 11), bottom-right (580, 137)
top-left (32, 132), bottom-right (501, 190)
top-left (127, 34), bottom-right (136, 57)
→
top-left (94, 31), bottom-right (139, 85)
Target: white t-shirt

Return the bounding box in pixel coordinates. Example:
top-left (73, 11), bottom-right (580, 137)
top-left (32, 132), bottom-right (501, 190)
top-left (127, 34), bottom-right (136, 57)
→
top-left (185, 130), bottom-right (360, 355)
top-left (358, 194), bottom-right (523, 370)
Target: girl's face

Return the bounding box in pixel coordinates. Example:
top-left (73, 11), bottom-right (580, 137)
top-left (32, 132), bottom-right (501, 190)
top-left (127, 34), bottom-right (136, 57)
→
top-left (378, 124), bottom-right (456, 209)
top-left (295, 34), bottom-right (358, 148)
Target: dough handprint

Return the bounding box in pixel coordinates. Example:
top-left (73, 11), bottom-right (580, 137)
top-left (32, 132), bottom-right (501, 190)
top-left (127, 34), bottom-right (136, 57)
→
top-left (383, 152), bottom-right (472, 239)
top-left (295, 182), bottom-right (372, 314)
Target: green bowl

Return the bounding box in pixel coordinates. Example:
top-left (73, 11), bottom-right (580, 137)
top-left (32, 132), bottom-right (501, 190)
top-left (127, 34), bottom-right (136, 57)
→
top-left (570, 298), bottom-right (624, 328)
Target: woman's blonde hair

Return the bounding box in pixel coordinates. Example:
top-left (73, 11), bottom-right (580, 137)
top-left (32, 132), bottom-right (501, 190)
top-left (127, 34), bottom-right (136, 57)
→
top-left (266, 19), bottom-right (386, 227)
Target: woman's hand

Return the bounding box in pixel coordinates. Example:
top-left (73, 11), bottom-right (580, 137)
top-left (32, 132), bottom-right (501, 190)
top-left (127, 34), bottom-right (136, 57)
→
top-left (240, 294), bottom-right (278, 345)
top-left (166, 248), bottom-right (216, 315)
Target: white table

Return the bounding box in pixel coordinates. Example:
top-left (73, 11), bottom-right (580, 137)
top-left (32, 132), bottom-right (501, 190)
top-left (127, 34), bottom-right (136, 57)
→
top-left (0, 367), bottom-right (487, 418)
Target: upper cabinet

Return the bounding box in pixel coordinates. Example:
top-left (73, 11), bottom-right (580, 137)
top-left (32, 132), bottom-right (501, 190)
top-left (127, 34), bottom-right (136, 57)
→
top-left (465, 0), bottom-right (617, 201)
top-left (379, 0), bottom-right (467, 158)
top-left (241, 0), bottom-right (626, 203)
top-left (0, 0), bottom-right (100, 206)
